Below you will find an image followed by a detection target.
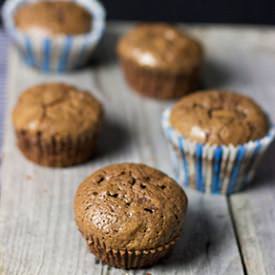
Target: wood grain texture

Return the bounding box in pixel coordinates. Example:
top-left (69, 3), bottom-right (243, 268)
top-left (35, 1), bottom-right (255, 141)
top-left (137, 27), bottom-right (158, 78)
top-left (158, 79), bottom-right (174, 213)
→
top-left (226, 28), bottom-right (275, 275)
top-left (3, 23), bottom-right (275, 275)
top-left (199, 26), bottom-right (275, 275)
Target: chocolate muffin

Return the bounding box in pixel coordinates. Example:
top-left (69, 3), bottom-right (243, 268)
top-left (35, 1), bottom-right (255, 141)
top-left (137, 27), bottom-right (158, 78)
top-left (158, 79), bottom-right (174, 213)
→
top-left (170, 90), bottom-right (268, 145)
top-left (162, 90), bottom-right (273, 194)
top-left (14, 1), bottom-right (92, 36)
top-left (13, 83), bottom-right (103, 167)
top-left (74, 163), bottom-right (188, 268)
top-left (117, 23), bottom-right (203, 99)
top-left (4, 0), bottom-right (105, 72)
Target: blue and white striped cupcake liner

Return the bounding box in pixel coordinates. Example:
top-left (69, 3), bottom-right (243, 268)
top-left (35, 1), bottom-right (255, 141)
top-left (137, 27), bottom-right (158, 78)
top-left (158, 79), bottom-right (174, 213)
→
top-left (162, 108), bottom-right (275, 195)
top-left (2, 0), bottom-right (105, 72)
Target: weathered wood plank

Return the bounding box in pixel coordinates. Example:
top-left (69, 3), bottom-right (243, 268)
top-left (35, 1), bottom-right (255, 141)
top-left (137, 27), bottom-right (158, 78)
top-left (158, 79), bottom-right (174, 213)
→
top-left (0, 23), bottom-right (245, 275)
top-left (190, 26), bottom-right (275, 275)
top-left (224, 28), bottom-right (275, 275)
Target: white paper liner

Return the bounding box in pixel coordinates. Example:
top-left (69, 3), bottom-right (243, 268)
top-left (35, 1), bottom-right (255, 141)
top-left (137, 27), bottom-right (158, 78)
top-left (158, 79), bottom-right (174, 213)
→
top-left (2, 0), bottom-right (105, 72)
top-left (162, 108), bottom-right (275, 195)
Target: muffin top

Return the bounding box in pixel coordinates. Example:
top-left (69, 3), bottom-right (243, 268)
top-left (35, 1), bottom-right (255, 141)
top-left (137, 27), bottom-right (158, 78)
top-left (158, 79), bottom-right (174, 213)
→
top-left (117, 23), bottom-right (202, 74)
top-left (14, 1), bottom-right (92, 36)
top-left (170, 91), bottom-right (269, 146)
top-left (74, 163), bottom-right (187, 251)
top-left (13, 83), bottom-right (102, 140)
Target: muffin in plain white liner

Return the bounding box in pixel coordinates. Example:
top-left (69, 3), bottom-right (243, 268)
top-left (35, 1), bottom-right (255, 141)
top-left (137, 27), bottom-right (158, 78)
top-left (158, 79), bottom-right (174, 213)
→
top-left (162, 91), bottom-right (275, 194)
top-left (2, 0), bottom-right (105, 72)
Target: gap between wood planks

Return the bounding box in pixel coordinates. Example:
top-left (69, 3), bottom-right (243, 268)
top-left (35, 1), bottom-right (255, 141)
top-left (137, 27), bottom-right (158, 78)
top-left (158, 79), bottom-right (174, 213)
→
top-left (227, 197), bottom-right (248, 275)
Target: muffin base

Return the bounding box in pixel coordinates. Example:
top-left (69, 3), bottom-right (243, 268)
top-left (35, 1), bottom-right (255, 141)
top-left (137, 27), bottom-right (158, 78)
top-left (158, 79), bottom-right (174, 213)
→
top-left (120, 59), bottom-right (200, 100)
top-left (85, 235), bottom-right (178, 269)
top-left (15, 130), bottom-right (98, 167)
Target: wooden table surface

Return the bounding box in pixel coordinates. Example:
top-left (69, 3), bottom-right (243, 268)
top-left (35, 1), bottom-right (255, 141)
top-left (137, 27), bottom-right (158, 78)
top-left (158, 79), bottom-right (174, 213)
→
top-left (1, 23), bottom-right (275, 275)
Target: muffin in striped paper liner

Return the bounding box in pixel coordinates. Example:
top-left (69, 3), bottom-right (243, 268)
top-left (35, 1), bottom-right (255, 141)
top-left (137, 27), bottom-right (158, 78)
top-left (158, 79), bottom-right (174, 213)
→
top-left (2, 0), bottom-right (105, 72)
top-left (162, 91), bottom-right (275, 195)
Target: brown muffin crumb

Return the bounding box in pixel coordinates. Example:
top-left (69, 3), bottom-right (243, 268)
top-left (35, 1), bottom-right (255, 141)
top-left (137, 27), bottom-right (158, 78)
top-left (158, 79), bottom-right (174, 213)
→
top-left (117, 23), bottom-right (202, 74)
top-left (74, 163), bottom-right (188, 268)
top-left (13, 83), bottom-right (102, 140)
top-left (117, 23), bottom-right (203, 99)
top-left (75, 163), bottom-right (187, 250)
top-left (12, 83), bottom-right (103, 166)
top-left (170, 90), bottom-right (269, 145)
top-left (15, 1), bottom-right (92, 35)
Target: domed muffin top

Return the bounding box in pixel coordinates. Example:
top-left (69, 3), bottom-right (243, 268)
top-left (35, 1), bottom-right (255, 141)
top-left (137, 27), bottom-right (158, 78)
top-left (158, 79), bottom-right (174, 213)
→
top-left (13, 83), bottom-right (102, 140)
top-left (14, 1), bottom-right (92, 36)
top-left (74, 163), bottom-right (188, 250)
top-left (170, 90), bottom-right (269, 146)
top-left (117, 23), bottom-right (202, 74)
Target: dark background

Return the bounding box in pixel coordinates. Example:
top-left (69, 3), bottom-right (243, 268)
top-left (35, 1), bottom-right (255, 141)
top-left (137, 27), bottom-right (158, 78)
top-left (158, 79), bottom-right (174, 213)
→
top-left (0, 0), bottom-right (274, 24)
top-left (101, 0), bottom-right (275, 24)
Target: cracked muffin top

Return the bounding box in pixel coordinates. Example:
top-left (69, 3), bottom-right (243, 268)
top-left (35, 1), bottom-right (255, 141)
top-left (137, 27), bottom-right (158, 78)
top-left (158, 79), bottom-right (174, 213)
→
top-left (170, 91), bottom-right (269, 146)
top-left (117, 23), bottom-right (202, 74)
top-left (13, 83), bottom-right (102, 140)
top-left (14, 1), bottom-right (92, 36)
top-left (74, 163), bottom-right (188, 251)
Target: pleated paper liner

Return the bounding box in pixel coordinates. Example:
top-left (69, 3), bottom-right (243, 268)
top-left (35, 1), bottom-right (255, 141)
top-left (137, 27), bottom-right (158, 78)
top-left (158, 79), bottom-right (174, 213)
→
top-left (2, 0), bottom-right (105, 72)
top-left (85, 234), bottom-right (179, 269)
top-left (162, 108), bottom-right (275, 195)
top-left (120, 58), bottom-right (200, 99)
top-left (16, 129), bottom-right (99, 167)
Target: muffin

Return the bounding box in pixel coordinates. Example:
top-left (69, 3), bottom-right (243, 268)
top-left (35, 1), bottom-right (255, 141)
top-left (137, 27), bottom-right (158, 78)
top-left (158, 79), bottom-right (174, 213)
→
top-left (12, 83), bottom-right (103, 167)
top-left (74, 163), bottom-right (188, 269)
top-left (117, 23), bottom-right (203, 99)
top-left (2, 0), bottom-right (105, 72)
top-left (162, 90), bottom-right (275, 194)
top-left (14, 1), bottom-right (92, 36)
